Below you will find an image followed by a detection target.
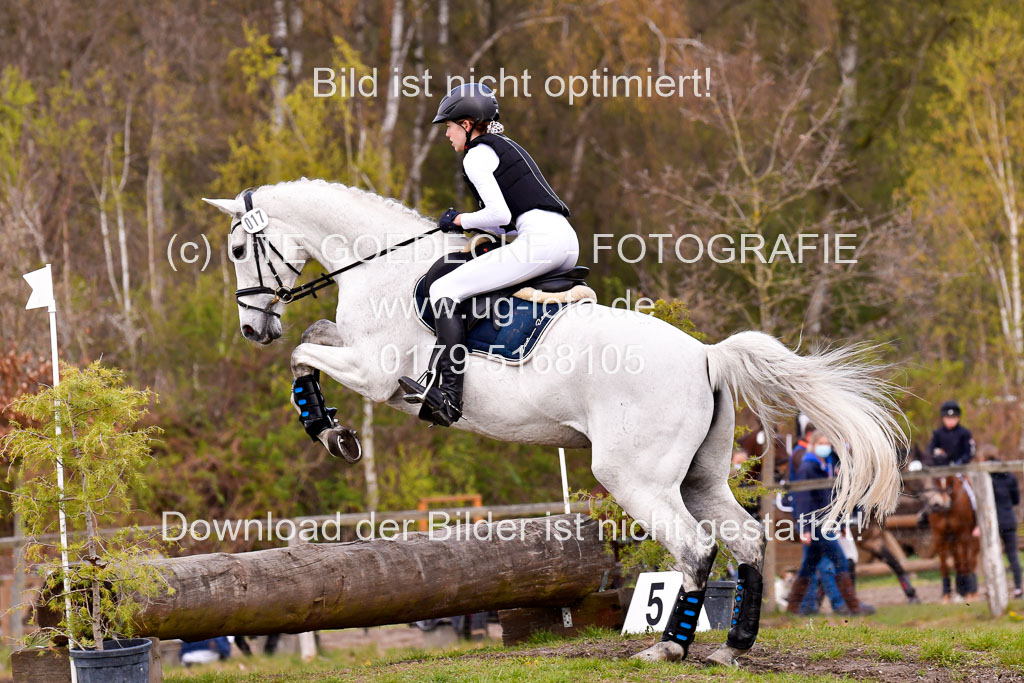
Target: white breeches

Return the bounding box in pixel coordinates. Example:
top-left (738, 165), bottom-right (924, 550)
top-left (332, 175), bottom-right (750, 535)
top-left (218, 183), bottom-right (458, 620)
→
top-left (428, 209), bottom-right (580, 304)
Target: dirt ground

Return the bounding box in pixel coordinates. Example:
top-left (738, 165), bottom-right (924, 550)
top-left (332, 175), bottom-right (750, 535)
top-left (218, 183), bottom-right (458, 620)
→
top-left (315, 575), bottom-right (1023, 682)
top-left (419, 637), bottom-right (1022, 682)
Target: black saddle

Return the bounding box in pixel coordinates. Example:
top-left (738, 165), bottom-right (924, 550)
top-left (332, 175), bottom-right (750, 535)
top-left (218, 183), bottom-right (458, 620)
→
top-left (416, 237), bottom-right (590, 331)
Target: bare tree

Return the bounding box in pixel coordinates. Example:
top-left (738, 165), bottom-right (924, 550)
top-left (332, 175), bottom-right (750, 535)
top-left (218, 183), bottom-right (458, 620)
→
top-left (633, 36), bottom-right (902, 340)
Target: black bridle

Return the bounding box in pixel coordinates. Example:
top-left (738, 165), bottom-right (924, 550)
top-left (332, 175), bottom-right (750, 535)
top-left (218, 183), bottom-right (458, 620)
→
top-left (232, 191), bottom-right (441, 318)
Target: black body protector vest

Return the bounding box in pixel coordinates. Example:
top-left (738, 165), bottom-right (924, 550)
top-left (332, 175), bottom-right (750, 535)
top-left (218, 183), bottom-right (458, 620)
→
top-left (462, 133), bottom-right (570, 230)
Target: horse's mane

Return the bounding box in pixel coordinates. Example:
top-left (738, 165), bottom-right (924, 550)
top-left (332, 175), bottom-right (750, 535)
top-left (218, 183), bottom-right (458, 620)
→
top-left (255, 178), bottom-right (435, 227)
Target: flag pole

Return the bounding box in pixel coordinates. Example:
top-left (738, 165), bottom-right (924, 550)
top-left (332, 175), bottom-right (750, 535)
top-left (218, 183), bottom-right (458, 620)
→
top-left (25, 264), bottom-right (76, 679)
top-left (558, 448), bottom-right (571, 514)
top-left (49, 298), bottom-right (75, 647)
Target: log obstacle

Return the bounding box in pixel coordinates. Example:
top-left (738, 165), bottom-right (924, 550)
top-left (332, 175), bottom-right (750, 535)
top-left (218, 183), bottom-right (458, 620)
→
top-left (132, 514), bottom-right (615, 641)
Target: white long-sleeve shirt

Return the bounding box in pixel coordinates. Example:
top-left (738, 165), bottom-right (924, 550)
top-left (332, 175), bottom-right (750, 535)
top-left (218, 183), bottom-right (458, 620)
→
top-left (458, 144), bottom-right (513, 231)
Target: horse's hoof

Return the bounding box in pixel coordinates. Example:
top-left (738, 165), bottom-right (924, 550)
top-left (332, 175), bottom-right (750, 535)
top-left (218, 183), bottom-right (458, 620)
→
top-left (706, 645), bottom-right (748, 667)
top-left (322, 427), bottom-right (362, 463)
top-left (631, 641), bottom-right (684, 662)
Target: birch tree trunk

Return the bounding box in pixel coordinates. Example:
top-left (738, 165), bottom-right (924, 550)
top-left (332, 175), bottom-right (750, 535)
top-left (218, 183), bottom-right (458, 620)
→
top-left (271, 0), bottom-right (289, 131)
top-left (145, 109), bottom-right (165, 313)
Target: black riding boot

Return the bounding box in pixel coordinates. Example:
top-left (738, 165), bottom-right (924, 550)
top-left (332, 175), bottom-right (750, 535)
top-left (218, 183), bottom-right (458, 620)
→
top-left (398, 297), bottom-right (466, 427)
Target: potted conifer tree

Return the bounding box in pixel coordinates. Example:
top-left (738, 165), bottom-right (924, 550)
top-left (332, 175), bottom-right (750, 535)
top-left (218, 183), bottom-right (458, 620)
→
top-left (2, 362), bottom-right (170, 682)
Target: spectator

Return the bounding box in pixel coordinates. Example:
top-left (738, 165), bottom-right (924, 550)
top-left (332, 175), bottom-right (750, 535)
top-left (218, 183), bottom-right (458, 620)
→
top-left (790, 422), bottom-right (815, 479)
top-left (731, 449), bottom-right (760, 516)
top-left (925, 400), bottom-right (975, 466)
top-left (781, 423), bottom-right (816, 514)
top-left (979, 444), bottom-right (1022, 598)
top-left (181, 637), bottom-right (231, 665)
top-left (787, 432), bottom-right (874, 615)
top-left (799, 555), bottom-right (847, 615)
top-left (788, 425), bottom-right (848, 615)
top-left (731, 448), bottom-right (748, 471)
top-left (235, 633), bottom-right (281, 656)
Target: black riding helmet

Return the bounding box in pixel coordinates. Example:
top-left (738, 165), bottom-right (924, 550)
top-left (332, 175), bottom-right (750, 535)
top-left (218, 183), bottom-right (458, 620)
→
top-left (432, 83), bottom-right (499, 150)
top-left (432, 83), bottom-right (499, 123)
top-left (940, 400), bottom-right (961, 417)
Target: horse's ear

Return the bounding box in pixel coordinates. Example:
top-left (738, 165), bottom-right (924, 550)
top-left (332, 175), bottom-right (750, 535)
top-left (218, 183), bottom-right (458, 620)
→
top-left (202, 197), bottom-right (245, 216)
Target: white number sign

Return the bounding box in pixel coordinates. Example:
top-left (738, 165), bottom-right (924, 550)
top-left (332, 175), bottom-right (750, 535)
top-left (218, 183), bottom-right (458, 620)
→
top-left (621, 571), bottom-right (711, 635)
top-left (240, 207), bottom-right (269, 234)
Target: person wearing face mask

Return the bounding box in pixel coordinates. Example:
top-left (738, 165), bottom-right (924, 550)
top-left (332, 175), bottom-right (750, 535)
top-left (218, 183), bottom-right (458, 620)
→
top-left (787, 433), bottom-right (875, 615)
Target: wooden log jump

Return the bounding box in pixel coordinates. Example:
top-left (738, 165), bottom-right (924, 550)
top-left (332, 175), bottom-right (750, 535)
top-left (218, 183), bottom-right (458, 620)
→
top-left (132, 514), bottom-right (614, 641)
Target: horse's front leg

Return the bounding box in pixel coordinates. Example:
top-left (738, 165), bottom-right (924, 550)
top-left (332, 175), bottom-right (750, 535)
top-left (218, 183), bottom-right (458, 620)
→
top-left (289, 320), bottom-right (372, 463)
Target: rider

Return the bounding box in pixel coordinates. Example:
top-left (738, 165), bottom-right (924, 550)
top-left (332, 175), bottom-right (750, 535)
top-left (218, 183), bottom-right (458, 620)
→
top-left (398, 83), bottom-right (580, 427)
top-left (924, 399), bottom-right (980, 596)
top-left (926, 400), bottom-right (975, 466)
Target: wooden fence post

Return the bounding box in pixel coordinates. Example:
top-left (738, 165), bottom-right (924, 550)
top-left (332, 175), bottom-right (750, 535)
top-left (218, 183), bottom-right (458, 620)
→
top-left (968, 468), bottom-right (1007, 617)
top-left (11, 510), bottom-right (24, 646)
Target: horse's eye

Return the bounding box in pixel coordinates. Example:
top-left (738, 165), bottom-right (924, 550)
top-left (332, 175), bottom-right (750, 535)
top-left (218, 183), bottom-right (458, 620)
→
top-left (231, 244), bottom-right (246, 260)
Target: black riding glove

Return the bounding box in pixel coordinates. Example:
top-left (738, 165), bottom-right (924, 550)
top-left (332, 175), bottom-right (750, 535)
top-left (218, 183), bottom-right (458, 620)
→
top-left (438, 207), bottom-right (462, 233)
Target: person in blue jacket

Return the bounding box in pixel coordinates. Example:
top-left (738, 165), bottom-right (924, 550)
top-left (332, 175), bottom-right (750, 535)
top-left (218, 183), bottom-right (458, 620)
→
top-left (787, 432), bottom-right (874, 615)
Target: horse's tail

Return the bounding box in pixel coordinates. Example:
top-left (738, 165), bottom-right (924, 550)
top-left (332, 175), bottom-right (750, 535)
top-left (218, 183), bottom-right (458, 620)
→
top-left (706, 331), bottom-right (906, 524)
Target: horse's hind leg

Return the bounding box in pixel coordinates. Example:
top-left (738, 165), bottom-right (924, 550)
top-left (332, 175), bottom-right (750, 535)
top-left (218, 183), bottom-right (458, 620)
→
top-left (619, 485), bottom-right (719, 663)
top-left (290, 319), bottom-right (362, 463)
top-left (680, 386), bottom-right (766, 667)
top-left (588, 411), bottom-right (719, 663)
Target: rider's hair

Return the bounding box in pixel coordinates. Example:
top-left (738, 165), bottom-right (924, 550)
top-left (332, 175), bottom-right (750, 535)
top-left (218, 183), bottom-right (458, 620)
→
top-left (456, 118), bottom-right (505, 135)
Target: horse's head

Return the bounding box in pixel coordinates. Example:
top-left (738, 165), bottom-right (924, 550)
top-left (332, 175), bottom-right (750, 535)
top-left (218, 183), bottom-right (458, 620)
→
top-left (203, 189), bottom-right (309, 344)
top-left (920, 487), bottom-right (952, 514)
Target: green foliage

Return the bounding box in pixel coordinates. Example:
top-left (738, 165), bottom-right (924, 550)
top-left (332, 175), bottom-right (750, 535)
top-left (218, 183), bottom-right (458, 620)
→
top-left (645, 299), bottom-right (707, 341)
top-left (215, 31), bottom-right (390, 196)
top-left (0, 66), bottom-right (36, 180)
top-left (572, 452), bottom-right (768, 578)
top-left (0, 363), bottom-right (170, 649)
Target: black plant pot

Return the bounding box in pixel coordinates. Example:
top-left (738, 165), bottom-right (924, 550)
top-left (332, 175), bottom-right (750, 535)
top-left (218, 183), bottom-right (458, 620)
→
top-left (69, 638), bottom-right (151, 683)
top-left (704, 580), bottom-right (738, 630)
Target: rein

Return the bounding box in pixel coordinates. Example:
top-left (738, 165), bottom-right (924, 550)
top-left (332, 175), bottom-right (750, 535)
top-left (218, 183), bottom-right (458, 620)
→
top-left (232, 190), bottom-right (441, 317)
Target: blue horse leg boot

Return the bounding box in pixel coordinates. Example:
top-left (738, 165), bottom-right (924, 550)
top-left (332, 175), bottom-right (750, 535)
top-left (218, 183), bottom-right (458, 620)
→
top-left (292, 370), bottom-right (339, 441)
top-left (726, 563), bottom-right (764, 650)
top-left (662, 587), bottom-right (706, 659)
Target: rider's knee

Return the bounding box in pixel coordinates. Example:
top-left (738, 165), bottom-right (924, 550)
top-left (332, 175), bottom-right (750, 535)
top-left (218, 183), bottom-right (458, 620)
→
top-left (427, 280), bottom-right (458, 306)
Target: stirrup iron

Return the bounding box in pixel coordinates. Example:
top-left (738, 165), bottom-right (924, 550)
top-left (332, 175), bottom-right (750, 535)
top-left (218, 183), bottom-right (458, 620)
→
top-left (398, 368), bottom-right (437, 404)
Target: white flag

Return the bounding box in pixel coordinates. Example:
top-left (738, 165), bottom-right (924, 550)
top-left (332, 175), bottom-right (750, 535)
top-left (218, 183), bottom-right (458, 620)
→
top-left (23, 264), bottom-right (55, 311)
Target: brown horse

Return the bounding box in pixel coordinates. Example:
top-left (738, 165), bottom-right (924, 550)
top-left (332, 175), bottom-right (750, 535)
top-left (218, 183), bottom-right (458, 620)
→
top-left (921, 474), bottom-right (980, 602)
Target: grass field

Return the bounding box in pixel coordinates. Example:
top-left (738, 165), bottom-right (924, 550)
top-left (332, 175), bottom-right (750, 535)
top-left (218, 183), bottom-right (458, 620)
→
top-left (164, 594), bottom-right (1024, 682)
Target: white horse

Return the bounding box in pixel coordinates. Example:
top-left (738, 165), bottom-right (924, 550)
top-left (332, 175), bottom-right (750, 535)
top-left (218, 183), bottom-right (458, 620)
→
top-left (204, 179), bottom-right (905, 665)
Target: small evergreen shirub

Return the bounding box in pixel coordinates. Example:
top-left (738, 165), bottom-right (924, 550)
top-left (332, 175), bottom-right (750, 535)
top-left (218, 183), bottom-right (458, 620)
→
top-left (1, 362), bottom-right (171, 650)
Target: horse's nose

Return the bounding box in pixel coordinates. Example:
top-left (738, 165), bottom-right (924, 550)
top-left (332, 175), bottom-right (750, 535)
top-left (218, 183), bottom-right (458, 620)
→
top-left (241, 324), bottom-right (258, 340)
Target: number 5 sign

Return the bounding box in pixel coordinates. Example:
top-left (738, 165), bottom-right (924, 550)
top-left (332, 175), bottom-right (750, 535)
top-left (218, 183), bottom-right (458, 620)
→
top-left (621, 571), bottom-right (711, 635)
